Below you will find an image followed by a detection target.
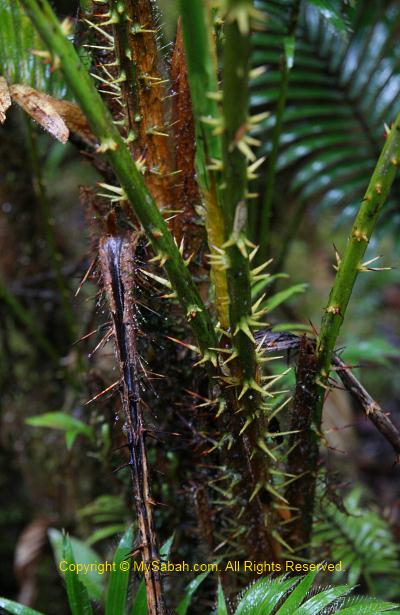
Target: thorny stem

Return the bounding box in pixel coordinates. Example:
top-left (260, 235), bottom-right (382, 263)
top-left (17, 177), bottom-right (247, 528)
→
top-left (222, 0), bottom-right (255, 407)
top-left (179, 0), bottom-right (229, 327)
top-left (99, 235), bottom-right (165, 615)
top-left (109, 0), bottom-right (176, 209)
top-left (221, 0), bottom-right (278, 560)
top-left (222, 0), bottom-right (263, 425)
top-left (314, 112), bottom-right (400, 426)
top-left (255, 329), bottom-right (400, 458)
top-left (284, 336), bottom-right (318, 556)
top-left (258, 1), bottom-right (300, 262)
top-left (20, 0), bottom-right (218, 360)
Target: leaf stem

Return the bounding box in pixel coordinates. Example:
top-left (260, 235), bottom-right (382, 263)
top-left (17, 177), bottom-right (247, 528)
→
top-left (222, 0), bottom-right (257, 403)
top-left (179, 0), bottom-right (229, 327)
top-left (314, 112), bottom-right (400, 425)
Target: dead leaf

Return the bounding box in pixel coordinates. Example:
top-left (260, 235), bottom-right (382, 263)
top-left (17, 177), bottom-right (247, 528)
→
top-left (14, 518), bottom-right (51, 606)
top-left (9, 84), bottom-right (69, 143)
top-left (0, 76), bottom-right (11, 123)
top-left (46, 96), bottom-right (97, 146)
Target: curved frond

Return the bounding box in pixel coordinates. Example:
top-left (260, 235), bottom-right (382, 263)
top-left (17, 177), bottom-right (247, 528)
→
top-left (253, 0), bottom-right (400, 246)
top-left (313, 486), bottom-right (400, 596)
top-left (233, 569), bottom-right (399, 614)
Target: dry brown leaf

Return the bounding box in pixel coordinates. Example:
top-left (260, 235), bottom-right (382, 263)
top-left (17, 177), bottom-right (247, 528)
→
top-left (0, 76), bottom-right (11, 124)
top-left (14, 518), bottom-right (51, 606)
top-left (9, 84), bottom-right (69, 143)
top-left (47, 96), bottom-right (97, 146)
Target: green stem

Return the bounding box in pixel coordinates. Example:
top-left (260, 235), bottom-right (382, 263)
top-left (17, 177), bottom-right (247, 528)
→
top-left (25, 118), bottom-right (76, 341)
top-left (219, 3), bottom-right (279, 561)
top-left (179, 0), bottom-right (229, 327)
top-left (20, 0), bottom-right (217, 358)
top-left (222, 0), bottom-right (257, 400)
top-left (314, 112), bottom-right (400, 426)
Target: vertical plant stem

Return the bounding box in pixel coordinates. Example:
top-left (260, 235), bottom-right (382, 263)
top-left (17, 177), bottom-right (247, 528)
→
top-left (221, 0), bottom-right (278, 560)
top-left (99, 235), bottom-right (165, 615)
top-left (258, 2), bottom-right (300, 262)
top-left (314, 112), bottom-right (400, 427)
top-left (284, 336), bottom-right (318, 555)
top-left (292, 113), bottom-right (400, 553)
top-left (179, 0), bottom-right (229, 327)
top-left (20, 0), bottom-right (218, 359)
top-left (110, 0), bottom-right (176, 208)
top-left (258, 64), bottom-right (289, 257)
top-left (222, 0), bottom-right (258, 419)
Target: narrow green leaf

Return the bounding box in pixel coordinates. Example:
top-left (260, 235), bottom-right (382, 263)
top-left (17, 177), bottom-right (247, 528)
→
top-left (62, 534), bottom-right (93, 615)
top-left (217, 581), bottom-right (228, 615)
top-left (0, 598), bottom-right (44, 615)
top-left (86, 524), bottom-right (127, 547)
top-left (26, 412), bottom-right (92, 438)
top-left (106, 525), bottom-right (133, 615)
top-left (130, 581), bottom-right (147, 615)
top-left (284, 35), bottom-right (295, 69)
top-left (275, 571), bottom-right (318, 614)
top-left (160, 534), bottom-right (174, 559)
top-left (306, 0), bottom-right (351, 33)
top-left (234, 577), bottom-right (299, 615)
top-left (49, 528), bottom-right (104, 601)
top-left (264, 283), bottom-right (308, 311)
top-left (296, 584), bottom-right (350, 614)
top-left (338, 596), bottom-right (400, 614)
top-left (176, 571), bottom-right (210, 615)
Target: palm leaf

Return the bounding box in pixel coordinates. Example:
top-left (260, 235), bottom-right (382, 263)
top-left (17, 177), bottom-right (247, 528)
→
top-left (233, 570), bottom-right (399, 614)
top-left (252, 0), bottom-right (400, 250)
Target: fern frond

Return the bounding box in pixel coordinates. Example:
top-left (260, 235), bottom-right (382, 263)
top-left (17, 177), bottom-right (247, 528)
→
top-left (313, 486), bottom-right (400, 595)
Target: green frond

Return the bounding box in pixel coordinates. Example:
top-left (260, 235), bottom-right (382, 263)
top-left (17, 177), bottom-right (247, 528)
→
top-left (252, 0), bottom-right (400, 252)
top-left (313, 486), bottom-right (400, 596)
top-left (232, 569), bottom-right (399, 614)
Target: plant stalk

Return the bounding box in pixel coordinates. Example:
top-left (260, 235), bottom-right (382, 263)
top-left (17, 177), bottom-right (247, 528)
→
top-left (220, 0), bottom-right (279, 561)
top-left (99, 234), bottom-right (165, 615)
top-left (179, 0), bottom-right (229, 327)
top-left (314, 112), bottom-right (400, 426)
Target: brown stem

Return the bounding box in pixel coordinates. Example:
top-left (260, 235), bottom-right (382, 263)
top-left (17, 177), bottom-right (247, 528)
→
top-left (99, 234), bottom-right (166, 615)
top-left (255, 329), bottom-right (400, 458)
top-left (333, 355), bottom-right (400, 458)
top-left (284, 335), bottom-right (319, 556)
